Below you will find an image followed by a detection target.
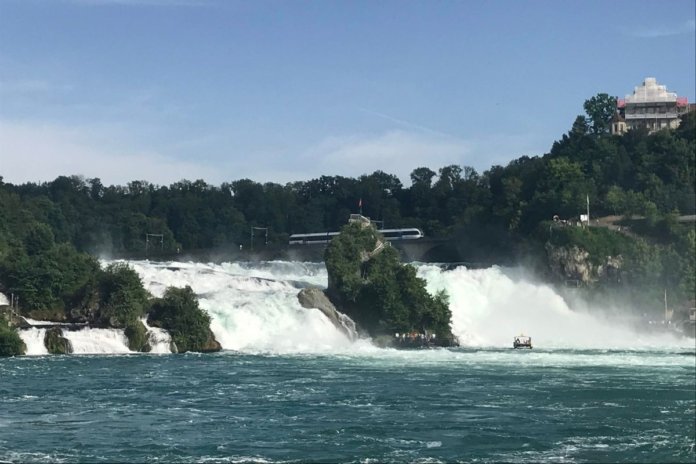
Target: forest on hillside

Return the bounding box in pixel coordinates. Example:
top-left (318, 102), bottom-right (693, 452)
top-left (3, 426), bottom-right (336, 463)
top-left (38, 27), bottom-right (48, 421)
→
top-left (1, 97), bottom-right (694, 314)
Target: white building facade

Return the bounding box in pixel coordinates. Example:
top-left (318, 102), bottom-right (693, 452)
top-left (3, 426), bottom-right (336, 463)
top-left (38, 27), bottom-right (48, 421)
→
top-left (612, 77), bottom-right (690, 135)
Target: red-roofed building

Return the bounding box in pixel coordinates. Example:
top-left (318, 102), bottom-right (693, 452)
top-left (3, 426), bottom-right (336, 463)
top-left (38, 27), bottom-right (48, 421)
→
top-left (611, 77), bottom-right (693, 135)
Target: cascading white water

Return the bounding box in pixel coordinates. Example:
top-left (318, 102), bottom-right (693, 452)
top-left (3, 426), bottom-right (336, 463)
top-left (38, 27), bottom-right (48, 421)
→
top-left (19, 328), bottom-right (49, 355)
top-left (109, 259), bottom-right (690, 354)
top-left (141, 317), bottom-right (172, 353)
top-left (0, 292), bottom-right (8, 305)
top-left (62, 328), bottom-right (131, 354)
top-left (417, 264), bottom-right (690, 349)
top-left (127, 260), bottom-right (367, 354)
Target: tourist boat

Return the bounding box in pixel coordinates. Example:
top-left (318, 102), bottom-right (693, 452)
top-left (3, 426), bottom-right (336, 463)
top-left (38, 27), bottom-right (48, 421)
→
top-left (513, 334), bottom-right (532, 349)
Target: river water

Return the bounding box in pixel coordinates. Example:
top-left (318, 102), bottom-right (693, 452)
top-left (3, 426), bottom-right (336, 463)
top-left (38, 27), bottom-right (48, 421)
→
top-left (2, 260), bottom-right (695, 463)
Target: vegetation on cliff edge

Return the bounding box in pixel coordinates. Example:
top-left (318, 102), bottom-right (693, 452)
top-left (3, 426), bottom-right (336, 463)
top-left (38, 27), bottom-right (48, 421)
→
top-left (325, 221), bottom-right (454, 341)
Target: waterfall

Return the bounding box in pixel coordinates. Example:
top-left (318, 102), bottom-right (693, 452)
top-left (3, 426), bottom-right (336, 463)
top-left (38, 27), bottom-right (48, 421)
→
top-left (108, 259), bottom-right (691, 353)
top-left (62, 328), bottom-right (131, 354)
top-left (141, 317), bottom-right (172, 353)
top-left (126, 260), bottom-right (370, 354)
top-left (337, 312), bottom-right (358, 341)
top-left (19, 328), bottom-right (49, 355)
top-left (416, 264), bottom-right (689, 349)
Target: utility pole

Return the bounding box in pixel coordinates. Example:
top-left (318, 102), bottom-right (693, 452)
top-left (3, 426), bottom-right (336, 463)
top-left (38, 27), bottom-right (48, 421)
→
top-left (250, 227), bottom-right (268, 252)
top-left (145, 233), bottom-right (164, 256)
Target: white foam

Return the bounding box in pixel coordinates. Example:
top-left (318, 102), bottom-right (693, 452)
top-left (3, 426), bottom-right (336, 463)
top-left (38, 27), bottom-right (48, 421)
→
top-left (111, 259), bottom-right (693, 355)
top-left (19, 328), bottom-right (49, 355)
top-left (141, 317), bottom-right (172, 353)
top-left (124, 260), bottom-right (361, 354)
top-left (21, 317), bottom-right (67, 326)
top-left (63, 328), bottom-right (131, 354)
top-left (0, 292), bottom-right (8, 305)
top-left (417, 264), bottom-right (692, 350)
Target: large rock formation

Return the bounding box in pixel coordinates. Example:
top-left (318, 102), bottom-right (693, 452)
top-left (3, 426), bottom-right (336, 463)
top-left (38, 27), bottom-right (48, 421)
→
top-left (545, 244), bottom-right (623, 285)
top-left (323, 218), bottom-right (458, 347)
top-left (199, 329), bottom-right (223, 353)
top-left (44, 327), bottom-right (73, 354)
top-left (297, 287), bottom-right (358, 340)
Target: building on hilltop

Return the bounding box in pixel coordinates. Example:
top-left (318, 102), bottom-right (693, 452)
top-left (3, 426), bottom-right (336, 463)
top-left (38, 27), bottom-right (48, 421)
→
top-left (610, 110), bottom-right (627, 135)
top-left (611, 77), bottom-right (692, 135)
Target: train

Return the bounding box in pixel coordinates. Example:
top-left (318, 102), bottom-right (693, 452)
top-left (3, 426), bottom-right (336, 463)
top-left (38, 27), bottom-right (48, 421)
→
top-left (289, 228), bottom-right (424, 245)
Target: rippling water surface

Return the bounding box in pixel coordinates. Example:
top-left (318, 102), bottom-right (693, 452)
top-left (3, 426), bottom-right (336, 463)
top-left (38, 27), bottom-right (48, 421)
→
top-left (1, 349), bottom-right (694, 463)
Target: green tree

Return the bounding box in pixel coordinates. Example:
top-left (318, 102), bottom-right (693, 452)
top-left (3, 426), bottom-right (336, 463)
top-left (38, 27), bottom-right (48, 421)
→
top-left (148, 285), bottom-right (216, 353)
top-left (24, 223), bottom-right (55, 256)
top-left (583, 93), bottom-right (618, 135)
top-left (0, 324), bottom-right (26, 356)
top-left (97, 263), bottom-right (150, 328)
top-left (571, 115), bottom-right (590, 137)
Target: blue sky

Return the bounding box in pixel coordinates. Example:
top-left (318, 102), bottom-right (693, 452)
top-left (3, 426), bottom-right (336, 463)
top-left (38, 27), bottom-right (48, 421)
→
top-left (1, 0), bottom-right (694, 187)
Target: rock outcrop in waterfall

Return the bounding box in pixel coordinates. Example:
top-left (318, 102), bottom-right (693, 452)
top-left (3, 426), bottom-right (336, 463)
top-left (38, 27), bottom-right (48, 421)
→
top-left (321, 216), bottom-right (458, 347)
top-left (297, 287), bottom-right (358, 341)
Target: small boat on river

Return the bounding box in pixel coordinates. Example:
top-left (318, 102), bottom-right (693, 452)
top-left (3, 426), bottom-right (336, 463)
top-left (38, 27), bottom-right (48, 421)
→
top-left (513, 334), bottom-right (532, 349)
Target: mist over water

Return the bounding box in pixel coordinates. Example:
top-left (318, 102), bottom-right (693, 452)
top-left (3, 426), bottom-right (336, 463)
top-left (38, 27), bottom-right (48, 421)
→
top-left (122, 259), bottom-right (690, 355)
top-left (417, 264), bottom-right (690, 350)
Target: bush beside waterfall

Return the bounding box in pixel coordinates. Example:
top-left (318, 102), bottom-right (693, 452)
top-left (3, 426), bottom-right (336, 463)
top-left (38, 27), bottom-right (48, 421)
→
top-left (148, 286), bottom-right (221, 353)
top-left (0, 223), bottom-right (219, 354)
top-left (0, 323), bottom-right (26, 356)
top-left (124, 320), bottom-right (150, 352)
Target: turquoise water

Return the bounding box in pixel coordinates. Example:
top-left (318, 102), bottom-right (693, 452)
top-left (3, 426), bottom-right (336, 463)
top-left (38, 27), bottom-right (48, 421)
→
top-left (1, 348), bottom-right (694, 463)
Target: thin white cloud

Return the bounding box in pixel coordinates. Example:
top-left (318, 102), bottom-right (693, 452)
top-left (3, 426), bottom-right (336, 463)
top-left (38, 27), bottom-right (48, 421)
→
top-left (621, 19), bottom-right (695, 38)
top-left (294, 130), bottom-right (473, 185)
top-left (0, 119), bottom-right (550, 188)
top-left (0, 120), bottom-right (219, 186)
top-left (357, 107), bottom-right (457, 139)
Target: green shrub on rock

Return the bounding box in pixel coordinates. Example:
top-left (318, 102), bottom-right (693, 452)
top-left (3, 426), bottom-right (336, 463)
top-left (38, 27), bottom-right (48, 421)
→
top-left (0, 324), bottom-right (26, 356)
top-left (124, 320), bottom-right (151, 352)
top-left (148, 286), bottom-right (220, 353)
top-left (324, 221), bottom-right (456, 343)
top-left (97, 263), bottom-right (150, 328)
top-left (44, 327), bottom-right (72, 354)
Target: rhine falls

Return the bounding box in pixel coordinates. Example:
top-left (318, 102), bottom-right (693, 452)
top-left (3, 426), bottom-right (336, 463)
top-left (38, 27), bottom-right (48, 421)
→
top-left (5, 260), bottom-right (695, 463)
top-left (17, 259), bottom-right (691, 355)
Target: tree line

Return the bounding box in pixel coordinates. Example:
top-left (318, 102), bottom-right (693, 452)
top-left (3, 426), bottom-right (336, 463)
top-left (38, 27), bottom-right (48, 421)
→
top-left (1, 96), bottom-right (694, 313)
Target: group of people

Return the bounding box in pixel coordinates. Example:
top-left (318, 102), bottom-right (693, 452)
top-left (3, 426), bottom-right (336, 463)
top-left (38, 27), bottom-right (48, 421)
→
top-left (394, 331), bottom-right (436, 342)
top-left (514, 336), bottom-right (532, 347)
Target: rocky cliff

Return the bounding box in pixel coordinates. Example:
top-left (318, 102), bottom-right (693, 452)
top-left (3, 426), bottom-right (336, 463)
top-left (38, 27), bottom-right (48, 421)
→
top-left (545, 243), bottom-right (623, 286)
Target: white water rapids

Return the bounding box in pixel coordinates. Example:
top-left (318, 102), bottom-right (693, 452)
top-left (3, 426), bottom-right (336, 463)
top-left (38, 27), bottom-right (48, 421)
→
top-left (18, 260), bottom-right (692, 355)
